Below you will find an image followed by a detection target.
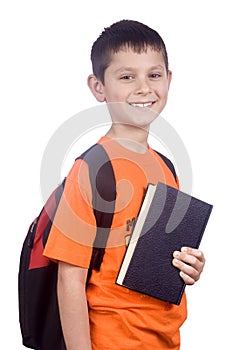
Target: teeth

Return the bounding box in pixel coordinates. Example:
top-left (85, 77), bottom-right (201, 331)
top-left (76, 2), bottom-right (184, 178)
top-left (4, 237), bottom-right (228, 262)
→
top-left (130, 102), bottom-right (153, 108)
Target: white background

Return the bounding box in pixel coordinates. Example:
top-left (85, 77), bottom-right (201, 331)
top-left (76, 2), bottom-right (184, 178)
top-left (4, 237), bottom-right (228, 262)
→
top-left (1, 0), bottom-right (232, 349)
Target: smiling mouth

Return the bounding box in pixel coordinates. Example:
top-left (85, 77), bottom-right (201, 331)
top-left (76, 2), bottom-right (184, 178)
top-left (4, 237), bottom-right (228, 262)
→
top-left (129, 101), bottom-right (156, 108)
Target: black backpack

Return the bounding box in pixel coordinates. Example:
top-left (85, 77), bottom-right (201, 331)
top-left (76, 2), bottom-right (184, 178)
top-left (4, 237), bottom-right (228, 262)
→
top-left (18, 143), bottom-right (176, 350)
top-left (18, 144), bottom-right (116, 350)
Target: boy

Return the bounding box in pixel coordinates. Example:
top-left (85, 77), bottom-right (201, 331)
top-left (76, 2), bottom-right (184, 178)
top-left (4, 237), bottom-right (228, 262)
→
top-left (43, 20), bottom-right (205, 350)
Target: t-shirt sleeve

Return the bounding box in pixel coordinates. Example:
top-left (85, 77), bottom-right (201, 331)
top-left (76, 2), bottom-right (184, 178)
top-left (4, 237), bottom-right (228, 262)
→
top-left (43, 159), bottom-right (97, 268)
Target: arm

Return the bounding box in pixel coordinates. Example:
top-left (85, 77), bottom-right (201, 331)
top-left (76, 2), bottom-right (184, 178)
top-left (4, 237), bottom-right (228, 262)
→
top-left (57, 261), bottom-right (92, 350)
top-left (172, 247), bottom-right (205, 285)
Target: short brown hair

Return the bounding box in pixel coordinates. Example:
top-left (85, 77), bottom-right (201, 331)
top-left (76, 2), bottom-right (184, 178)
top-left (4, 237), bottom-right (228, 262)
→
top-left (90, 19), bottom-right (169, 84)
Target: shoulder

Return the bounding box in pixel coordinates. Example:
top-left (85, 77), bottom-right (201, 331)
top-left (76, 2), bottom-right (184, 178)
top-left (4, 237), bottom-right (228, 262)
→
top-left (152, 149), bottom-right (177, 183)
top-left (67, 143), bottom-right (103, 181)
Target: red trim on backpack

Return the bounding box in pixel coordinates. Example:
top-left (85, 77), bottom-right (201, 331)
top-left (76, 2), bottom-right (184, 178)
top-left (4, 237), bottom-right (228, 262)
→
top-left (29, 190), bottom-right (57, 270)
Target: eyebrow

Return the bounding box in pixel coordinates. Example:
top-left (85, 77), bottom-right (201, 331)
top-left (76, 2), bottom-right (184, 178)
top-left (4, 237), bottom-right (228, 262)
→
top-left (114, 65), bottom-right (165, 73)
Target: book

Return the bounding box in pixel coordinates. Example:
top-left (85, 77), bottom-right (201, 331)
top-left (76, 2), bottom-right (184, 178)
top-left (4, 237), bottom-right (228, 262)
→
top-left (116, 182), bottom-right (213, 305)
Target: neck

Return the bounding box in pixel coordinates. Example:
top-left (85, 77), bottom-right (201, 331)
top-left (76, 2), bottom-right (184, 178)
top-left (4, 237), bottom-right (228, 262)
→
top-left (105, 123), bottom-right (149, 154)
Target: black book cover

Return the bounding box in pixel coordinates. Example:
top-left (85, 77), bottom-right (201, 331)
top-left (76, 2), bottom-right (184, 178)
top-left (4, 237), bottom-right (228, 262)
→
top-left (116, 182), bottom-right (213, 305)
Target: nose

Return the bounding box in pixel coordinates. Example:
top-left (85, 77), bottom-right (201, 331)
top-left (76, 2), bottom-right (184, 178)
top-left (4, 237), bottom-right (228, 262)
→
top-left (135, 77), bottom-right (152, 95)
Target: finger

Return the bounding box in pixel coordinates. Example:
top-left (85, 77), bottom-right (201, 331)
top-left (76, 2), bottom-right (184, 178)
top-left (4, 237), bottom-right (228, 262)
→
top-left (181, 247), bottom-right (205, 263)
top-left (173, 251), bottom-right (202, 269)
top-left (173, 249), bottom-right (205, 273)
top-left (179, 271), bottom-right (195, 285)
top-left (172, 257), bottom-right (200, 282)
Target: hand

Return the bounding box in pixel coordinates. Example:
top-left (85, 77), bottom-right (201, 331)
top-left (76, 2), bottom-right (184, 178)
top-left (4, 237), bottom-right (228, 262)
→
top-left (172, 247), bottom-right (205, 285)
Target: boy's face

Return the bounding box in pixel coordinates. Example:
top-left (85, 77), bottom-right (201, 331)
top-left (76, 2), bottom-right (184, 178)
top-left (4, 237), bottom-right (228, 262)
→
top-left (89, 47), bottom-right (172, 129)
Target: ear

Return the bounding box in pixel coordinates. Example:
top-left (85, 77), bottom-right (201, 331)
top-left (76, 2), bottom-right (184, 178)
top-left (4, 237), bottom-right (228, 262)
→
top-left (87, 74), bottom-right (106, 102)
top-left (167, 70), bottom-right (172, 89)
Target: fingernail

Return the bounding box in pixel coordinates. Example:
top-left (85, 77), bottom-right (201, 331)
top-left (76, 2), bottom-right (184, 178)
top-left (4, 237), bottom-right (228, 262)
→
top-left (173, 251), bottom-right (180, 257)
top-left (181, 247), bottom-right (188, 252)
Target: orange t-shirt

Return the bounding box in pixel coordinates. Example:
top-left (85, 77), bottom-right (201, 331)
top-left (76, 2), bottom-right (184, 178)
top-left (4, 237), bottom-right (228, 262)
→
top-left (43, 136), bottom-right (187, 350)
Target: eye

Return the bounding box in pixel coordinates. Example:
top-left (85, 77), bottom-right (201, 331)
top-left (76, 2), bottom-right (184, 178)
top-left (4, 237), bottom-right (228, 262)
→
top-left (150, 73), bottom-right (162, 79)
top-left (120, 75), bottom-right (134, 80)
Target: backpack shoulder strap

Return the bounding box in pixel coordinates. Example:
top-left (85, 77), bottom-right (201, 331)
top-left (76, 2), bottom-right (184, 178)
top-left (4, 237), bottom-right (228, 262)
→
top-left (78, 143), bottom-right (116, 272)
top-left (154, 150), bottom-right (178, 183)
